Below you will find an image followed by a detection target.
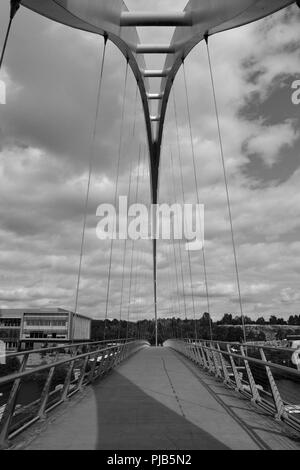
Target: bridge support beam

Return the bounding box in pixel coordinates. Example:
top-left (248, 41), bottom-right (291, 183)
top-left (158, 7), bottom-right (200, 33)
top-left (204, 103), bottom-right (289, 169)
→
top-left (136, 44), bottom-right (176, 54)
top-left (120, 11), bottom-right (193, 27)
top-left (147, 93), bottom-right (163, 100)
top-left (143, 69), bottom-right (170, 77)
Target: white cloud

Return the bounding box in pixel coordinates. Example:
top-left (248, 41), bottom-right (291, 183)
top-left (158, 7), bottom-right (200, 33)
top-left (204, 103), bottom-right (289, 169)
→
top-left (0, 1), bottom-right (299, 322)
top-left (245, 120), bottom-right (299, 166)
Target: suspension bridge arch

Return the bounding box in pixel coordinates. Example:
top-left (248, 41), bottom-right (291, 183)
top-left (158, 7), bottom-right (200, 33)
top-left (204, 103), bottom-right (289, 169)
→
top-left (19, 0), bottom-right (297, 204)
top-left (0, 2), bottom-right (300, 449)
top-left (1, 0), bottom-right (299, 346)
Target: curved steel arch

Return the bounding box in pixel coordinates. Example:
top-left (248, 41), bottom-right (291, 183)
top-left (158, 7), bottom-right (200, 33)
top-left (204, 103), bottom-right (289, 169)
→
top-left (18, 0), bottom-right (297, 345)
top-left (20, 0), bottom-right (297, 204)
top-left (156, 0), bottom-right (296, 177)
top-left (21, 0), bottom-right (157, 198)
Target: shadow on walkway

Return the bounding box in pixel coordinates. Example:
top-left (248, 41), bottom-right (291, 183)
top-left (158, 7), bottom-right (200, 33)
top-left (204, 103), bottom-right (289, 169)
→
top-left (93, 370), bottom-right (229, 450)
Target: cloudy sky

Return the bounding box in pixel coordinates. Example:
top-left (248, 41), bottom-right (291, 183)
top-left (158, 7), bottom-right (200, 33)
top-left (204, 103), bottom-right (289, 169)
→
top-left (0, 1), bottom-right (299, 323)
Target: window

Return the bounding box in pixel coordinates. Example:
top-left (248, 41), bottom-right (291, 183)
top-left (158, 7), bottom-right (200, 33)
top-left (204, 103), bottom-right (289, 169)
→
top-left (0, 319), bottom-right (21, 327)
top-left (24, 319), bottom-right (67, 327)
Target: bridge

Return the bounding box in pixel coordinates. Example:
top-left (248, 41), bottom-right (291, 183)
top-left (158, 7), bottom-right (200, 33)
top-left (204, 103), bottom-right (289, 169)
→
top-left (0, 340), bottom-right (299, 449)
top-left (0, 0), bottom-right (300, 451)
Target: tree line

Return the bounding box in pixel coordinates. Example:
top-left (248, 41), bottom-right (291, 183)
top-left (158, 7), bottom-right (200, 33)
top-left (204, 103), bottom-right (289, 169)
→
top-left (90, 312), bottom-right (281, 345)
top-left (216, 313), bottom-right (300, 326)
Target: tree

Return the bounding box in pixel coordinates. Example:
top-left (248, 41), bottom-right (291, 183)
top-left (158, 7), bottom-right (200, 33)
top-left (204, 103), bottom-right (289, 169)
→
top-left (276, 317), bottom-right (287, 325)
top-left (257, 331), bottom-right (266, 341)
top-left (276, 329), bottom-right (285, 340)
top-left (226, 327), bottom-right (244, 342)
top-left (246, 330), bottom-right (257, 341)
top-left (218, 313), bottom-right (233, 325)
top-left (288, 315), bottom-right (300, 325)
top-left (199, 312), bottom-right (211, 326)
top-left (256, 317), bottom-right (266, 325)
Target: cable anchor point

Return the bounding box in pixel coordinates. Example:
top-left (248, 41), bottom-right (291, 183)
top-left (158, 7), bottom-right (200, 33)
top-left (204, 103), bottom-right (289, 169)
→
top-left (10, 0), bottom-right (21, 20)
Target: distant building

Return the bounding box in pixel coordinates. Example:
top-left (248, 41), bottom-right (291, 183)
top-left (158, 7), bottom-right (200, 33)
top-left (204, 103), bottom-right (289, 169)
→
top-left (0, 308), bottom-right (91, 351)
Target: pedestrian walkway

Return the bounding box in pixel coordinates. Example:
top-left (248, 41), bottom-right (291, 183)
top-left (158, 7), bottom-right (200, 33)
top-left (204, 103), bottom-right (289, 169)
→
top-left (14, 347), bottom-right (300, 450)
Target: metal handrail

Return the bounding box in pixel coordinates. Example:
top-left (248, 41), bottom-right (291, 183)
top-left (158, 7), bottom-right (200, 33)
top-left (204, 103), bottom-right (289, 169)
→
top-left (0, 339), bottom-right (149, 448)
top-left (183, 338), bottom-right (295, 354)
top-left (1, 337), bottom-right (135, 361)
top-left (165, 339), bottom-right (300, 435)
top-left (199, 343), bottom-right (300, 379)
top-left (0, 344), bottom-right (123, 386)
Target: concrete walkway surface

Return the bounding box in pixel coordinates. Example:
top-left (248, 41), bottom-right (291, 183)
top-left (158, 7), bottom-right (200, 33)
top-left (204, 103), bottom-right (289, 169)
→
top-left (13, 347), bottom-right (300, 450)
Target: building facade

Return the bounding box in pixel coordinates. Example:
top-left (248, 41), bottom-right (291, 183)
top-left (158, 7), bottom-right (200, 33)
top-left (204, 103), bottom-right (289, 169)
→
top-left (0, 308), bottom-right (91, 351)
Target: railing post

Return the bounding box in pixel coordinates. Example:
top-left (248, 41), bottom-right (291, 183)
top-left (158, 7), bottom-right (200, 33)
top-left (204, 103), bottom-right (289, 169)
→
top-left (259, 348), bottom-right (287, 421)
top-left (216, 344), bottom-right (230, 384)
top-left (205, 343), bottom-right (214, 373)
top-left (104, 348), bottom-right (115, 373)
top-left (37, 366), bottom-right (55, 420)
top-left (98, 350), bottom-right (110, 377)
top-left (194, 342), bottom-right (202, 365)
top-left (78, 355), bottom-right (89, 390)
top-left (101, 350), bottom-right (111, 375)
top-left (189, 342), bottom-right (195, 361)
top-left (227, 345), bottom-right (243, 391)
top-left (60, 360), bottom-right (75, 402)
top-left (96, 352), bottom-right (108, 379)
top-left (210, 342), bottom-right (222, 378)
top-left (193, 342), bottom-right (201, 365)
top-left (19, 352), bottom-right (29, 372)
top-left (186, 341), bottom-right (190, 359)
top-left (0, 353), bottom-right (29, 449)
top-left (122, 343), bottom-right (128, 362)
top-left (240, 346), bottom-right (261, 403)
top-left (200, 345), bottom-right (209, 370)
top-left (88, 352), bottom-right (100, 382)
top-left (113, 345), bottom-right (121, 367)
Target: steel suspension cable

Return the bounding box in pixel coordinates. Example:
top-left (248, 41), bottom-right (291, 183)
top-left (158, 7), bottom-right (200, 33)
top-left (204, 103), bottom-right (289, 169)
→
top-left (73, 37), bottom-right (107, 337)
top-left (126, 143), bottom-right (142, 340)
top-left (125, 88), bottom-right (142, 340)
top-left (135, 240), bottom-right (148, 339)
top-left (138, 148), bottom-right (153, 339)
top-left (167, 234), bottom-right (181, 320)
top-left (182, 61), bottom-right (213, 341)
top-left (129, 145), bottom-right (146, 338)
top-left (162, 212), bottom-right (178, 320)
top-left (172, 87), bottom-right (198, 340)
top-left (104, 59), bottom-right (129, 340)
top-left (204, 35), bottom-right (246, 343)
top-left (132, 132), bottom-right (147, 340)
top-left (117, 157), bottom-right (133, 340)
top-left (0, 1), bottom-right (20, 71)
top-left (165, 234), bottom-right (180, 319)
top-left (171, 90), bottom-right (189, 322)
top-left (169, 149), bottom-right (185, 319)
top-left (117, 84), bottom-right (139, 340)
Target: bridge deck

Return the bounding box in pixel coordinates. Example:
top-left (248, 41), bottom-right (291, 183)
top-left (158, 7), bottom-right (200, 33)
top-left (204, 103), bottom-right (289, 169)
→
top-left (14, 347), bottom-right (300, 450)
